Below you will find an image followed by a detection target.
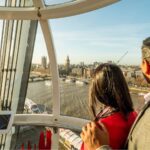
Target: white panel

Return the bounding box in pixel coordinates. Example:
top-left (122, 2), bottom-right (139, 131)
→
top-left (0, 0), bottom-right (120, 20)
top-left (40, 0), bottom-right (120, 19)
top-left (11, 20), bottom-right (30, 112)
top-left (33, 0), bottom-right (60, 149)
top-left (14, 114), bottom-right (89, 131)
top-left (0, 7), bottom-right (38, 20)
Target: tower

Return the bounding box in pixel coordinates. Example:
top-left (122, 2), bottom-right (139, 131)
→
top-left (41, 56), bottom-right (47, 69)
top-left (65, 56), bottom-right (70, 74)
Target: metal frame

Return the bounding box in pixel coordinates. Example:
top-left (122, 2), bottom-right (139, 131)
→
top-left (0, 0), bottom-right (120, 20)
top-left (14, 114), bottom-right (89, 132)
top-left (0, 7), bottom-right (38, 20)
top-left (41, 0), bottom-right (120, 19)
top-left (17, 0), bottom-right (120, 128)
top-left (32, 0), bottom-right (60, 148)
top-left (0, 0), bottom-right (120, 149)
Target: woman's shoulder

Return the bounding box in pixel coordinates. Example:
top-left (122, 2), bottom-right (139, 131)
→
top-left (128, 111), bottom-right (138, 118)
top-left (127, 111), bottom-right (138, 124)
top-left (127, 111), bottom-right (138, 121)
top-left (99, 111), bottom-right (137, 124)
top-left (99, 112), bottom-right (125, 124)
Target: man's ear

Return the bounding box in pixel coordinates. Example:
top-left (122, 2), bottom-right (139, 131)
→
top-left (141, 59), bottom-right (150, 75)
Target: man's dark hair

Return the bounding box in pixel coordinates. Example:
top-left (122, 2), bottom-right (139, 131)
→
top-left (143, 37), bottom-right (150, 47)
top-left (142, 37), bottom-right (150, 63)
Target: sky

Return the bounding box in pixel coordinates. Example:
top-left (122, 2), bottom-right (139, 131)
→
top-left (32, 0), bottom-right (150, 65)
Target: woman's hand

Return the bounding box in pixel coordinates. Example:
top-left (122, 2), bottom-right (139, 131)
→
top-left (80, 122), bottom-right (109, 150)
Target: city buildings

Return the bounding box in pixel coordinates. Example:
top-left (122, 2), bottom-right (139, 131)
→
top-left (41, 56), bottom-right (47, 69)
top-left (65, 56), bottom-right (70, 74)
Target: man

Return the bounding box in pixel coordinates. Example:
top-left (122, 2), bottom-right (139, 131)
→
top-left (80, 37), bottom-right (150, 150)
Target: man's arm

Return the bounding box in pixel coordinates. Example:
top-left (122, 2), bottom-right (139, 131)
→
top-left (80, 121), bottom-right (111, 150)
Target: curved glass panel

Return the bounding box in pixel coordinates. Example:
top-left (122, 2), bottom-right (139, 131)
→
top-left (0, 20), bottom-right (51, 114)
top-left (8, 126), bottom-right (81, 150)
top-left (0, 1), bottom-right (5, 6)
top-left (59, 128), bottom-right (82, 149)
top-left (50, 0), bottom-right (150, 119)
top-left (44, 0), bottom-right (76, 6)
top-left (26, 24), bottom-right (52, 114)
top-left (11, 126), bottom-right (47, 149)
top-left (59, 79), bottom-right (90, 119)
top-left (26, 81), bottom-right (52, 114)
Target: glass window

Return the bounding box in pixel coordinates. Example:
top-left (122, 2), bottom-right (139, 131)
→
top-left (50, 0), bottom-right (150, 118)
top-left (0, 1), bottom-right (5, 6)
top-left (11, 126), bottom-right (51, 149)
top-left (0, 0), bottom-right (149, 149)
top-left (26, 24), bottom-right (52, 114)
top-left (9, 126), bottom-right (81, 150)
top-left (0, 20), bottom-right (52, 114)
top-left (44, 0), bottom-right (76, 6)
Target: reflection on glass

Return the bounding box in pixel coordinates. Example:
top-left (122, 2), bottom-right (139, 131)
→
top-left (26, 81), bottom-right (52, 114)
top-left (0, 114), bottom-right (11, 129)
top-left (11, 126), bottom-right (49, 149)
top-left (0, 1), bottom-right (5, 6)
top-left (10, 126), bottom-right (82, 150)
top-left (25, 25), bottom-right (52, 115)
top-left (50, 0), bottom-right (150, 119)
top-left (60, 79), bottom-right (91, 119)
top-left (59, 128), bottom-right (82, 150)
top-left (59, 57), bottom-right (91, 120)
top-left (44, 0), bottom-right (75, 6)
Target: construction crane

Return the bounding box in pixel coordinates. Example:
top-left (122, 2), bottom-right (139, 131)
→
top-left (116, 51), bottom-right (128, 64)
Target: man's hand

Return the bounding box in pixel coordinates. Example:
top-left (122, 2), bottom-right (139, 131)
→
top-left (80, 122), bottom-right (109, 150)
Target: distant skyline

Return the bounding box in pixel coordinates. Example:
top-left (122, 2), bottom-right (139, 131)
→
top-left (32, 0), bottom-right (150, 65)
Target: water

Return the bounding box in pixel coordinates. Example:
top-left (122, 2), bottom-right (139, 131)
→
top-left (26, 81), bottom-right (145, 119)
top-left (14, 81), bottom-right (145, 149)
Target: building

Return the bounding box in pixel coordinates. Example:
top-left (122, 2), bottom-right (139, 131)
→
top-left (41, 56), bottom-right (47, 69)
top-left (135, 70), bottom-right (143, 78)
top-left (84, 67), bottom-right (94, 78)
top-left (80, 62), bottom-right (84, 67)
top-left (65, 56), bottom-right (70, 74)
top-left (71, 67), bottom-right (84, 77)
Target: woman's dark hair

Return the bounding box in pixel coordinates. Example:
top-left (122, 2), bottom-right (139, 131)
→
top-left (89, 63), bottom-right (133, 118)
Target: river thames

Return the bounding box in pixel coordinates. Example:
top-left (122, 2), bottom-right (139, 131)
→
top-left (26, 80), bottom-right (145, 119)
top-left (14, 80), bottom-right (145, 149)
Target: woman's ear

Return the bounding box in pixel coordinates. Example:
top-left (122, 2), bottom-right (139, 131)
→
top-left (141, 59), bottom-right (150, 75)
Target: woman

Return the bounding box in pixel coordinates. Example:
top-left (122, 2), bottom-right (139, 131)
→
top-left (81, 63), bottom-right (137, 149)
